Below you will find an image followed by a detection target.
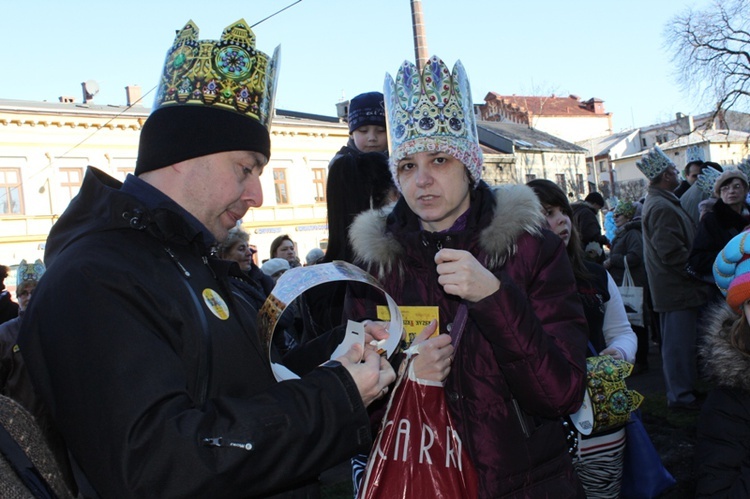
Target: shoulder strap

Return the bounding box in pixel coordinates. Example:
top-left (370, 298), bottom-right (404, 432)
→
top-left (450, 303), bottom-right (469, 349)
top-left (0, 421), bottom-right (58, 499)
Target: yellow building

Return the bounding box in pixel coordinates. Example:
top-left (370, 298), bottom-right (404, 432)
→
top-left (0, 96), bottom-right (350, 270)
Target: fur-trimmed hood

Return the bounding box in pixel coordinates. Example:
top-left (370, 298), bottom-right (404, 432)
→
top-left (349, 183), bottom-right (545, 278)
top-left (701, 302), bottom-right (750, 392)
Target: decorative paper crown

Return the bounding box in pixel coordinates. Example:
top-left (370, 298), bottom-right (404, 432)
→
top-left (384, 56), bottom-right (483, 187)
top-left (16, 259), bottom-right (45, 287)
top-left (737, 157), bottom-right (750, 179)
top-left (635, 146), bottom-right (675, 180)
top-left (686, 144), bottom-right (705, 164)
top-left (614, 200), bottom-right (636, 219)
top-left (153, 19), bottom-right (280, 130)
top-left (696, 166), bottom-right (721, 196)
top-left (570, 356), bottom-right (644, 435)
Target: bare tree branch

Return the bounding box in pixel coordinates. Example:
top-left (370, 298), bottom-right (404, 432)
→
top-left (665, 0), bottom-right (750, 127)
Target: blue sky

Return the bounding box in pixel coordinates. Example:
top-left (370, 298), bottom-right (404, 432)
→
top-left (1, 0), bottom-right (714, 133)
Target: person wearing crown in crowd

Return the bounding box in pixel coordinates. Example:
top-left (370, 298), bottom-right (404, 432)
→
top-left (0, 265), bottom-right (18, 326)
top-left (640, 146), bottom-right (714, 411)
top-left (528, 179), bottom-right (637, 498)
top-left (16, 19), bottom-right (414, 498)
top-left (328, 91), bottom-right (388, 168)
top-left (680, 159), bottom-right (724, 228)
top-left (0, 261), bottom-right (45, 415)
top-left (695, 230), bottom-right (750, 496)
top-left (347, 55), bottom-right (589, 498)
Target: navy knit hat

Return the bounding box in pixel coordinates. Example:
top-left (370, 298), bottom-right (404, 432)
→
top-left (348, 92), bottom-right (385, 132)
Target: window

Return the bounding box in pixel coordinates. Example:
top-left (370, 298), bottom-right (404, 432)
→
top-left (273, 168), bottom-right (289, 205)
top-left (577, 174), bottom-right (585, 193)
top-left (312, 168), bottom-right (326, 203)
top-left (59, 167), bottom-right (83, 201)
top-left (0, 168), bottom-right (23, 215)
top-left (525, 173), bottom-right (537, 183)
top-left (641, 138), bottom-right (647, 148)
top-left (555, 173), bottom-right (567, 193)
top-left (598, 160), bottom-right (606, 173)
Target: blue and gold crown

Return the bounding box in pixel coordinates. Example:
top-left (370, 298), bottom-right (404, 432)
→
top-left (16, 259), bottom-right (45, 287)
top-left (635, 146), bottom-right (675, 180)
top-left (384, 56), bottom-right (483, 186)
top-left (153, 19), bottom-right (280, 130)
top-left (695, 166), bottom-right (721, 196)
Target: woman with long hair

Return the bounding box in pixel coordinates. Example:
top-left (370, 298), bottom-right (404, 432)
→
top-left (528, 179), bottom-right (637, 498)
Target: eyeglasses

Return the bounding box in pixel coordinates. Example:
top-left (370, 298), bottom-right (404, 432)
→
top-left (720, 182), bottom-right (746, 193)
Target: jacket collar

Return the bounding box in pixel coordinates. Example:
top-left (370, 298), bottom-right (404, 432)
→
top-left (349, 182), bottom-right (544, 278)
top-left (45, 167), bottom-right (211, 268)
top-left (702, 302), bottom-right (750, 391)
top-left (647, 185), bottom-right (681, 205)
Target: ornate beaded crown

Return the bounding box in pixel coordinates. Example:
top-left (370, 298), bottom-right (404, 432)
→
top-left (384, 56), bottom-right (483, 185)
top-left (685, 144), bottom-right (705, 164)
top-left (635, 146), bottom-right (675, 180)
top-left (153, 19), bottom-right (280, 130)
top-left (695, 166), bottom-right (721, 196)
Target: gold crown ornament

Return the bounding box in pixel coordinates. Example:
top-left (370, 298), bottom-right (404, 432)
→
top-left (635, 146), bottom-right (676, 180)
top-left (384, 56), bottom-right (483, 186)
top-left (153, 19), bottom-right (280, 130)
top-left (569, 355), bottom-right (644, 436)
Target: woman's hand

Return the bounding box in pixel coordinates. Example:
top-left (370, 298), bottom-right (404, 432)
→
top-left (600, 346), bottom-right (625, 360)
top-left (411, 320), bottom-right (454, 382)
top-left (435, 249), bottom-right (500, 303)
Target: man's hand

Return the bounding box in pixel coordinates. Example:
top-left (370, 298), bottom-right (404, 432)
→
top-left (338, 344), bottom-right (396, 407)
top-left (411, 320), bottom-right (453, 382)
top-left (363, 320), bottom-right (390, 352)
top-left (435, 248), bottom-right (500, 303)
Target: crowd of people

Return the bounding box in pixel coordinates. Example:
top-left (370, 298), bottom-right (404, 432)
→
top-left (1, 16), bottom-right (750, 499)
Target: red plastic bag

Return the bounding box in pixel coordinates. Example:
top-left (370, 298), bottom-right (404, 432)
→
top-left (358, 355), bottom-right (478, 499)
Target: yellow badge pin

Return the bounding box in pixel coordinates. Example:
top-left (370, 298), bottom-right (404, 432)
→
top-left (202, 288), bottom-right (230, 320)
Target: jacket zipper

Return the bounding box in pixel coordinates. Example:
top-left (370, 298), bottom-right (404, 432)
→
top-left (166, 246), bottom-right (211, 406)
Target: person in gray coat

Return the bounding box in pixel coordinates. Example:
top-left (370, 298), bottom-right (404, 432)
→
top-left (639, 147), bottom-right (713, 410)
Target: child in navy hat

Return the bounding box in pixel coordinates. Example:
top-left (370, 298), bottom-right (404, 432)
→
top-left (329, 91), bottom-right (387, 167)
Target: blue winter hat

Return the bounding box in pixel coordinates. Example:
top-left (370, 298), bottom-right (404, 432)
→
top-left (348, 92), bottom-right (385, 132)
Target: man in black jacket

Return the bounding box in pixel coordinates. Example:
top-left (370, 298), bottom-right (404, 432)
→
top-left (18, 19), bottom-right (395, 498)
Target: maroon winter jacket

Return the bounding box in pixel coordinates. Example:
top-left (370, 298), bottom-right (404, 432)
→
top-left (349, 182), bottom-right (588, 498)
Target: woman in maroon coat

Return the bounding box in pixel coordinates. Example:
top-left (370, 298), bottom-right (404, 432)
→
top-left (347, 55), bottom-right (588, 498)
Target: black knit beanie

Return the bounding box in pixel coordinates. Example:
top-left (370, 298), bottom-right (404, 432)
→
top-left (348, 91), bottom-right (385, 133)
top-left (135, 105), bottom-right (271, 175)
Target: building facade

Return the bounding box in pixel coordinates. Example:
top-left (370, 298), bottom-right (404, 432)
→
top-left (479, 93), bottom-right (613, 144)
top-left (0, 99), bottom-right (350, 274)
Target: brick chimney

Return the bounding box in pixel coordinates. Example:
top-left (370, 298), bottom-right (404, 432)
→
top-left (411, 0), bottom-right (429, 71)
top-left (125, 85), bottom-right (143, 106)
